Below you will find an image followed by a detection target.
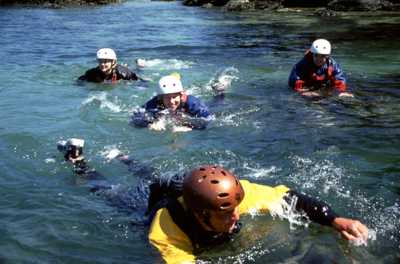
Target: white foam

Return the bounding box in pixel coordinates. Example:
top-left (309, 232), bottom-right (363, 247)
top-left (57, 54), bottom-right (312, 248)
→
top-left (134, 58), bottom-right (194, 70)
top-left (45, 158), bottom-right (55, 163)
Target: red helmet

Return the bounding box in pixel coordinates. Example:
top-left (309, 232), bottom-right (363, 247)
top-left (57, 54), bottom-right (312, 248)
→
top-left (183, 165), bottom-right (245, 212)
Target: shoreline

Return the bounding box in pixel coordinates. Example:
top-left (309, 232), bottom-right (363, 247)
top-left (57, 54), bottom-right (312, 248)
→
top-left (1, 0), bottom-right (400, 13)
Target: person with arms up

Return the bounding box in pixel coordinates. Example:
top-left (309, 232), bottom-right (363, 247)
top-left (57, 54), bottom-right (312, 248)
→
top-left (289, 39), bottom-right (353, 98)
top-left (78, 48), bottom-right (141, 83)
top-left (148, 165), bottom-right (369, 264)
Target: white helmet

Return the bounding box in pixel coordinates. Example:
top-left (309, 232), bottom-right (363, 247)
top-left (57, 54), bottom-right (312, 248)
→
top-left (310, 39), bottom-right (331, 55)
top-left (158, 74), bottom-right (184, 95)
top-left (67, 138), bottom-right (85, 148)
top-left (96, 48), bottom-right (117, 60)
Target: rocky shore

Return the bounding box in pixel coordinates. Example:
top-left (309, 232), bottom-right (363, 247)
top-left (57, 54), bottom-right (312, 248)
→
top-left (1, 0), bottom-right (399, 12)
top-left (192, 0), bottom-right (400, 12)
top-left (0, 0), bottom-right (121, 8)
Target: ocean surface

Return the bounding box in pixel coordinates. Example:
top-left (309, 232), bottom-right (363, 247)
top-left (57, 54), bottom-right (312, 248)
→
top-left (0, 1), bottom-right (399, 263)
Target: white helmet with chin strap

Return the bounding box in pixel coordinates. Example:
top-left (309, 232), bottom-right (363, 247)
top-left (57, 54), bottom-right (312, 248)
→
top-left (310, 39), bottom-right (331, 55)
top-left (158, 73), bottom-right (184, 95)
top-left (96, 48), bottom-right (117, 61)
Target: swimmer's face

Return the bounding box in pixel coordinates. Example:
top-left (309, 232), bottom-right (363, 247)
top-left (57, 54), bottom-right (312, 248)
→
top-left (162, 92), bottom-right (182, 111)
top-left (313, 54), bottom-right (329, 67)
top-left (196, 207), bottom-right (240, 234)
top-left (98, 59), bottom-right (115, 74)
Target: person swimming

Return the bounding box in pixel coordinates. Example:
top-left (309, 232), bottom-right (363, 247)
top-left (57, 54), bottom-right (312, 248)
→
top-left (78, 48), bottom-right (141, 83)
top-left (289, 39), bottom-right (354, 98)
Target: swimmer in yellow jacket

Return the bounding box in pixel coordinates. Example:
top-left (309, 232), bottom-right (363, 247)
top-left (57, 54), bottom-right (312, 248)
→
top-left (148, 165), bottom-right (369, 264)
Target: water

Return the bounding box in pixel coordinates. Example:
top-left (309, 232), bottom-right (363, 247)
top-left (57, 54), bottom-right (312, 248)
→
top-left (1, 2), bottom-right (399, 263)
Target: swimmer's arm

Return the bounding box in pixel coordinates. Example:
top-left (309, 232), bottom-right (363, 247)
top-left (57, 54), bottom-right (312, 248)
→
top-left (285, 190), bottom-right (368, 241)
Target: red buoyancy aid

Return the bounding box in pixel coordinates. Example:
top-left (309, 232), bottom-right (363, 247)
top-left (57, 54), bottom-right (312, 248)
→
top-left (297, 51), bottom-right (346, 92)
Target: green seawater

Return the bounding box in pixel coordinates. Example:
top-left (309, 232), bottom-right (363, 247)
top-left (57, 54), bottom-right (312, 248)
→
top-left (0, 2), bottom-right (399, 263)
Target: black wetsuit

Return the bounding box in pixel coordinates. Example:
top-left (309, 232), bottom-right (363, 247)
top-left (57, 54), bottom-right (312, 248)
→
top-left (71, 157), bottom-right (154, 216)
top-left (78, 65), bottom-right (139, 83)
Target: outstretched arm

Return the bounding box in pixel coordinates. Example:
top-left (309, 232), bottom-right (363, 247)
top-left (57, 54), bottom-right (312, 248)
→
top-left (286, 190), bottom-right (368, 242)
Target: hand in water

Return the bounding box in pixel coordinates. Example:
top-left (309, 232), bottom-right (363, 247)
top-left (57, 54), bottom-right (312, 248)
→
top-left (301, 91), bottom-right (321, 97)
top-left (339, 92), bottom-right (354, 98)
top-left (149, 119), bottom-right (166, 131)
top-left (332, 217), bottom-right (369, 243)
top-left (68, 155), bottom-right (85, 164)
top-left (172, 126), bottom-right (192, 132)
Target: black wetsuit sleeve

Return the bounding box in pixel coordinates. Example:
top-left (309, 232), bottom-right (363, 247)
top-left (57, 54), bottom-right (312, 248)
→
top-left (285, 190), bottom-right (338, 226)
top-left (78, 74), bottom-right (87, 81)
top-left (130, 110), bottom-right (155, 127)
top-left (71, 160), bottom-right (110, 192)
top-left (117, 65), bottom-right (139, 81)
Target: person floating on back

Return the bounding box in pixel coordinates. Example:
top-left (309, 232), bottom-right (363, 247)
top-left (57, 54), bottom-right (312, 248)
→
top-left (289, 39), bottom-right (354, 98)
top-left (78, 48), bottom-right (140, 83)
top-left (131, 73), bottom-right (212, 131)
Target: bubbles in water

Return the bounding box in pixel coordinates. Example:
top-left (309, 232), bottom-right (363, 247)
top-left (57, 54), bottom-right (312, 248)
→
top-left (287, 154), bottom-right (349, 197)
top-left (217, 105), bottom-right (261, 128)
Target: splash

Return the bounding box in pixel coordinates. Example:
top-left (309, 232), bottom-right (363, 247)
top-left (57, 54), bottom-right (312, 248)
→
top-left (134, 58), bottom-right (194, 70)
top-left (242, 163), bottom-right (280, 179)
top-left (350, 229), bottom-right (377, 247)
top-left (82, 92), bottom-right (123, 113)
top-left (99, 145), bottom-right (123, 162)
top-left (268, 195), bottom-right (311, 230)
top-left (206, 67), bottom-right (239, 94)
top-left (287, 153), bottom-right (399, 248)
top-left (146, 111), bottom-right (209, 133)
top-left (287, 154), bottom-right (349, 197)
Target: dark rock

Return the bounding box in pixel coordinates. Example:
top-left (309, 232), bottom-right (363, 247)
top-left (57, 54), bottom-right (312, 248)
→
top-left (224, 0), bottom-right (255, 11)
top-left (184, 0), bottom-right (229, 6)
top-left (283, 0), bottom-right (329, 7)
top-left (328, 0), bottom-right (399, 11)
top-left (202, 2), bottom-right (214, 8)
top-left (314, 7), bottom-right (337, 16)
top-left (0, 0), bottom-right (121, 7)
top-left (254, 0), bottom-right (282, 10)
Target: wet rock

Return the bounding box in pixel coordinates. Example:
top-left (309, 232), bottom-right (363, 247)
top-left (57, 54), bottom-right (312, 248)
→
top-left (0, 0), bottom-right (121, 7)
top-left (202, 2), bottom-right (214, 8)
top-left (224, 0), bottom-right (255, 11)
top-left (184, 0), bottom-right (229, 6)
top-left (328, 0), bottom-right (400, 11)
top-left (254, 0), bottom-right (282, 10)
top-left (314, 7), bottom-right (337, 16)
top-left (283, 0), bottom-right (329, 7)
